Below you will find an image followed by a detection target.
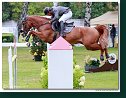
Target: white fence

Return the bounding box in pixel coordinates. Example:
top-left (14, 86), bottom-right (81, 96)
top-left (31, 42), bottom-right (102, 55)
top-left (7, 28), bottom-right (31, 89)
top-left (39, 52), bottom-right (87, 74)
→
top-left (2, 27), bottom-right (18, 43)
top-left (8, 46), bottom-right (17, 89)
top-left (2, 43), bottom-right (27, 47)
top-left (3, 27), bottom-right (18, 89)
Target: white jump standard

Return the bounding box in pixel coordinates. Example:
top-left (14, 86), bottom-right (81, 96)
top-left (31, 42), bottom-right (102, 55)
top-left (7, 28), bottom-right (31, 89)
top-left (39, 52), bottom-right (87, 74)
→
top-left (48, 37), bottom-right (73, 89)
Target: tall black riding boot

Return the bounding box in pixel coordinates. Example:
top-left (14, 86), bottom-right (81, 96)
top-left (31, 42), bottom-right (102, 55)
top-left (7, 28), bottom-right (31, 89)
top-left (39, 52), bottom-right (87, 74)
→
top-left (60, 21), bottom-right (65, 37)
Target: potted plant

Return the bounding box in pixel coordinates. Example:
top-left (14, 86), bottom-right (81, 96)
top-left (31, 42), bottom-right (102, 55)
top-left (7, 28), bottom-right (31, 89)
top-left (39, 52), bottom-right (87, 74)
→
top-left (84, 55), bottom-right (100, 72)
top-left (30, 36), bottom-right (47, 61)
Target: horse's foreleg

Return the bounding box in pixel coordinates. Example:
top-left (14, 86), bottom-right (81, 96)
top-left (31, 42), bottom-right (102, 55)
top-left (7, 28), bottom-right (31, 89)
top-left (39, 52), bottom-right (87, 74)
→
top-left (25, 34), bottom-right (31, 42)
top-left (28, 30), bottom-right (46, 42)
top-left (25, 31), bottom-right (34, 42)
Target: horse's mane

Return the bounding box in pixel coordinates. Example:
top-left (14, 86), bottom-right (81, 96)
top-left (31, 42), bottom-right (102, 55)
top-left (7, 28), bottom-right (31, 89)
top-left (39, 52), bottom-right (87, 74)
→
top-left (27, 15), bottom-right (51, 21)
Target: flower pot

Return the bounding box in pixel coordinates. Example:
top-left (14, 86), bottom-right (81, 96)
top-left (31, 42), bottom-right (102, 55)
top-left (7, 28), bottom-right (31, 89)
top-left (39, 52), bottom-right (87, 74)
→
top-left (90, 66), bottom-right (99, 69)
top-left (85, 65), bottom-right (91, 72)
top-left (34, 55), bottom-right (42, 61)
top-left (85, 65), bottom-right (99, 72)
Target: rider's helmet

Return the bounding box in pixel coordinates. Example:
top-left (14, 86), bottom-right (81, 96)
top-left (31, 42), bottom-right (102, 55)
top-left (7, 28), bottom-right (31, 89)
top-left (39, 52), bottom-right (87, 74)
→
top-left (43, 7), bottom-right (52, 15)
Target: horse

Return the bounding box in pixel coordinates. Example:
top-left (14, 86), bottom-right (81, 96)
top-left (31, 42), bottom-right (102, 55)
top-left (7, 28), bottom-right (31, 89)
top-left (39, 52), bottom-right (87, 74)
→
top-left (21, 15), bottom-right (109, 61)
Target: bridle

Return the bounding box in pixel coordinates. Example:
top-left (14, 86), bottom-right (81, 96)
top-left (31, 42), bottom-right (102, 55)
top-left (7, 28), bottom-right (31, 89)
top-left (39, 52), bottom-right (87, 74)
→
top-left (21, 19), bottom-right (51, 42)
top-left (22, 19), bottom-right (51, 32)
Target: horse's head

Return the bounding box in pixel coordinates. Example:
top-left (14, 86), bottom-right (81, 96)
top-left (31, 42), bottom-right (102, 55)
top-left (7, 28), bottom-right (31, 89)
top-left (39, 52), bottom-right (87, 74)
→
top-left (21, 16), bottom-right (33, 37)
top-left (21, 16), bottom-right (51, 38)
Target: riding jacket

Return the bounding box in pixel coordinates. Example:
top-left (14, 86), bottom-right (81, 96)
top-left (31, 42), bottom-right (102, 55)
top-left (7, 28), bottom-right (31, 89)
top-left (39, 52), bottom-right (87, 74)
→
top-left (50, 6), bottom-right (70, 22)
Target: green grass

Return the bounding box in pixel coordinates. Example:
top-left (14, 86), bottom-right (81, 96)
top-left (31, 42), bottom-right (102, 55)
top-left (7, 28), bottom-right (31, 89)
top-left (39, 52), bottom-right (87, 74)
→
top-left (73, 47), bottom-right (118, 67)
top-left (2, 46), bottom-right (119, 89)
top-left (2, 33), bottom-right (13, 36)
top-left (84, 72), bottom-right (118, 89)
top-left (2, 47), bottom-right (42, 89)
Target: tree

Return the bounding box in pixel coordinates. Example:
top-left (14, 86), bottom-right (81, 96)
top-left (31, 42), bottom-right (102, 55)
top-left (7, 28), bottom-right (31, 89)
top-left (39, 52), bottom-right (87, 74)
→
top-left (2, 2), bottom-right (118, 21)
top-left (17, 2), bottom-right (29, 37)
top-left (2, 2), bottom-right (12, 21)
top-left (91, 2), bottom-right (118, 18)
top-left (60, 2), bottom-right (70, 7)
top-left (84, 2), bottom-right (92, 27)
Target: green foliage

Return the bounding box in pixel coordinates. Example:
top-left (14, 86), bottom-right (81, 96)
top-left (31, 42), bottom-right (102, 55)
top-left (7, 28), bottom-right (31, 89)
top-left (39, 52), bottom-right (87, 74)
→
top-left (60, 2), bottom-right (70, 7)
top-left (42, 54), bottom-right (48, 70)
top-left (28, 2), bottom-right (53, 16)
top-left (2, 2), bottom-right (23, 21)
top-left (30, 36), bottom-right (47, 61)
top-left (2, 2), bottom-right (118, 21)
top-left (40, 68), bottom-right (48, 88)
top-left (84, 56), bottom-right (100, 67)
top-left (73, 66), bottom-right (85, 89)
top-left (73, 56), bottom-right (77, 66)
top-left (2, 34), bottom-right (14, 43)
top-left (2, 2), bottom-right (52, 21)
top-left (91, 2), bottom-right (118, 18)
top-left (91, 2), bottom-right (107, 18)
top-left (69, 2), bottom-right (86, 19)
top-left (90, 59), bottom-right (100, 66)
top-left (9, 2), bottom-right (23, 21)
top-left (40, 56), bottom-right (85, 89)
top-left (2, 2), bottom-right (12, 21)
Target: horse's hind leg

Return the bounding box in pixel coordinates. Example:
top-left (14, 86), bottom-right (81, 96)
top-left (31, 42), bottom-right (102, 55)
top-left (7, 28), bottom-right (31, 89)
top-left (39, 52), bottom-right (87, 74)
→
top-left (100, 49), bottom-right (105, 61)
top-left (104, 48), bottom-right (109, 59)
top-left (84, 43), bottom-right (105, 61)
top-left (100, 48), bottom-right (109, 61)
top-left (85, 43), bottom-right (102, 50)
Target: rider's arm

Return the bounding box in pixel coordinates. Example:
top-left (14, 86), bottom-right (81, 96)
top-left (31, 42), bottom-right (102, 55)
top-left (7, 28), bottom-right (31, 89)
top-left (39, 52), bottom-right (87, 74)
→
top-left (50, 8), bottom-right (59, 23)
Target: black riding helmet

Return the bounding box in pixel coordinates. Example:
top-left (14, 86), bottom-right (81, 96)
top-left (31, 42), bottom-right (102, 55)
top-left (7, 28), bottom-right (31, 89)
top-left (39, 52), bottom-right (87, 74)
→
top-left (43, 7), bottom-right (52, 15)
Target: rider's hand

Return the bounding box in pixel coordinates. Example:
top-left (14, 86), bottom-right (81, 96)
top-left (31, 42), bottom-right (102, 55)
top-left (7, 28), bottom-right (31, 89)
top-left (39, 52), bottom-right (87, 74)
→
top-left (49, 21), bottom-right (51, 23)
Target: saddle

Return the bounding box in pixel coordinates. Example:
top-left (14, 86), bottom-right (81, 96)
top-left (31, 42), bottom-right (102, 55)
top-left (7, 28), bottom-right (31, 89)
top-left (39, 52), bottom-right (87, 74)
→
top-left (51, 20), bottom-right (75, 33)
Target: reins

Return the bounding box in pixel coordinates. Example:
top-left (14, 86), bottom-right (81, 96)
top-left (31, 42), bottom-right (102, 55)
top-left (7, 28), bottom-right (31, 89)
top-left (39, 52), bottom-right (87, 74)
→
top-left (41, 21), bottom-right (50, 26)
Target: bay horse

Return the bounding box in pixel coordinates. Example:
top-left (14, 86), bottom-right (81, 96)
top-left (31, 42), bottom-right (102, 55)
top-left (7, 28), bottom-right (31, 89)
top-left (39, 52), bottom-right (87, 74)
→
top-left (21, 15), bottom-right (109, 61)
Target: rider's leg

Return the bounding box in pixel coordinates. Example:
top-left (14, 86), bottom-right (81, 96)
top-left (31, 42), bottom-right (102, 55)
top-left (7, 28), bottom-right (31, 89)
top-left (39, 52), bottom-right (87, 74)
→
top-left (59, 10), bottom-right (72, 37)
top-left (59, 21), bottom-right (65, 37)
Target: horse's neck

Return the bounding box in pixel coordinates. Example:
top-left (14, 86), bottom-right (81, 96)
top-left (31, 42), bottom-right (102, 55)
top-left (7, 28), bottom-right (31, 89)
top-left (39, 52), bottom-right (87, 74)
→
top-left (29, 16), bottom-right (50, 29)
top-left (28, 16), bottom-right (54, 43)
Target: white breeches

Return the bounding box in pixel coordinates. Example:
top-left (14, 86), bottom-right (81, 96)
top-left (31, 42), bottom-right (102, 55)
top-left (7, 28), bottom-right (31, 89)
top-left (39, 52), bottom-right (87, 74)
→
top-left (59, 10), bottom-right (72, 22)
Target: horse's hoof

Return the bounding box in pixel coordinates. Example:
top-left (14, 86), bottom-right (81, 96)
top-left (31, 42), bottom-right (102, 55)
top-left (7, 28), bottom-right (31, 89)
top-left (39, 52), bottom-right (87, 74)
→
top-left (100, 55), bottom-right (104, 61)
top-left (26, 42), bottom-right (30, 47)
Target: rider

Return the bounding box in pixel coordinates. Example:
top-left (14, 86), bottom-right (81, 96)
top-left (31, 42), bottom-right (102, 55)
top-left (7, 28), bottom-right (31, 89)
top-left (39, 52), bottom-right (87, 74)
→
top-left (43, 5), bottom-right (72, 37)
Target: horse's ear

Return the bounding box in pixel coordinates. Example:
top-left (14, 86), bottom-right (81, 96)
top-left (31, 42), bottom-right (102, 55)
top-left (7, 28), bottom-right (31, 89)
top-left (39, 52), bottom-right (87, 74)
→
top-left (24, 16), bottom-right (28, 21)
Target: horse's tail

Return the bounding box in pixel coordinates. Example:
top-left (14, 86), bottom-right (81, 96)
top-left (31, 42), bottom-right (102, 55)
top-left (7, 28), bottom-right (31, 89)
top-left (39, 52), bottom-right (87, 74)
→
top-left (95, 25), bottom-right (109, 49)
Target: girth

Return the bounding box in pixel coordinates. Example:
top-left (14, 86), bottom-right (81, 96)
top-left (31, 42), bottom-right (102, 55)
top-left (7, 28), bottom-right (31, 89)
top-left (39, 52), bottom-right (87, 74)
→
top-left (52, 32), bottom-right (57, 43)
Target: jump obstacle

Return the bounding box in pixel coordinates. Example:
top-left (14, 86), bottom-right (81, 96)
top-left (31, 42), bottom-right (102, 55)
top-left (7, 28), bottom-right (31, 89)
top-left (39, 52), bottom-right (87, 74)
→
top-left (7, 34), bottom-right (73, 89)
top-left (48, 37), bottom-right (73, 89)
top-left (8, 45), bottom-right (17, 89)
top-left (89, 60), bottom-right (118, 72)
top-left (5, 28), bottom-right (117, 89)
